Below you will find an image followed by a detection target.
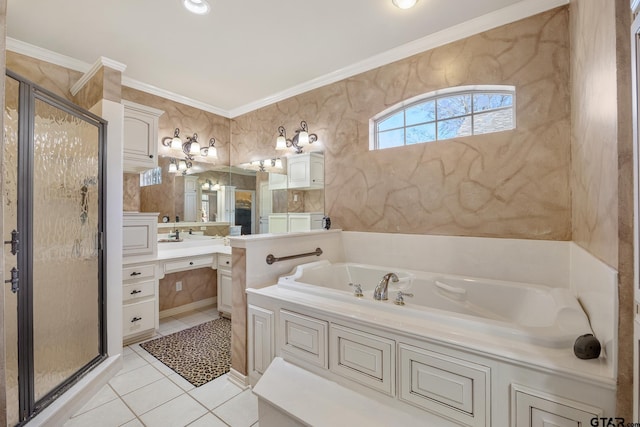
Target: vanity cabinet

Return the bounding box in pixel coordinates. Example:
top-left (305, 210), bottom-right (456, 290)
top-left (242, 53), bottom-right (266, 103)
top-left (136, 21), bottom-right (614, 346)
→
top-left (122, 261), bottom-right (158, 344)
top-left (123, 212), bottom-right (158, 257)
top-left (122, 212), bottom-right (159, 344)
top-left (268, 213), bottom-right (324, 233)
top-left (217, 253), bottom-right (232, 316)
top-left (287, 152), bottom-right (324, 190)
top-left (122, 100), bottom-right (163, 173)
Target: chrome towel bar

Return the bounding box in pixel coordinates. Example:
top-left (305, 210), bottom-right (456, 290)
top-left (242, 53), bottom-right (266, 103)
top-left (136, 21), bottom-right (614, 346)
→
top-left (266, 248), bottom-right (323, 265)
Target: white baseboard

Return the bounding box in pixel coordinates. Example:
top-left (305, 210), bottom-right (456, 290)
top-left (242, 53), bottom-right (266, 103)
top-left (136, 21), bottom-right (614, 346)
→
top-left (159, 298), bottom-right (216, 319)
top-left (228, 367), bottom-right (250, 390)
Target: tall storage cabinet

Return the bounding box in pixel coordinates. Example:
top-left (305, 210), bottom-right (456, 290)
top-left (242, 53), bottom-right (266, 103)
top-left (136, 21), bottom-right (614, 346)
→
top-left (122, 100), bottom-right (164, 173)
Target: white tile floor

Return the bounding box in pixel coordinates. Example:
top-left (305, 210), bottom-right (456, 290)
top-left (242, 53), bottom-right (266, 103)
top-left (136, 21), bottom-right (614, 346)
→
top-left (64, 307), bottom-right (259, 427)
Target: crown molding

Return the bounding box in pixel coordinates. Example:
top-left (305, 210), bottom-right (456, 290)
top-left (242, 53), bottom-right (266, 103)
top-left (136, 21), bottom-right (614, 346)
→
top-left (70, 56), bottom-right (127, 96)
top-left (227, 0), bottom-right (569, 118)
top-left (121, 77), bottom-right (231, 118)
top-left (6, 37), bottom-right (231, 117)
top-left (7, 0), bottom-right (568, 119)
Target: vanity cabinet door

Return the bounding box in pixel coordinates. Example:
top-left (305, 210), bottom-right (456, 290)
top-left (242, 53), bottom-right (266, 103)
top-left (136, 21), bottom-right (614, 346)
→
top-left (217, 269), bottom-right (232, 316)
top-left (122, 100), bottom-right (163, 173)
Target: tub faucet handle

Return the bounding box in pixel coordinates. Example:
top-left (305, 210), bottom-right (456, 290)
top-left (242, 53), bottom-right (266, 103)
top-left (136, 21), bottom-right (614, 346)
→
top-left (349, 282), bottom-right (363, 297)
top-left (394, 291), bottom-right (414, 306)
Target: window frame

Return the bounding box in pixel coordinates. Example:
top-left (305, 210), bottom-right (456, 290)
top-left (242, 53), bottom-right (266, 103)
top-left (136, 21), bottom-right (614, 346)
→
top-left (369, 85), bottom-right (516, 150)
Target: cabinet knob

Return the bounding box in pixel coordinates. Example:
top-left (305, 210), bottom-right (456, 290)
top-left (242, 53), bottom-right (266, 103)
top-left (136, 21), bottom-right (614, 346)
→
top-left (189, 261), bottom-right (194, 265)
top-left (131, 317), bottom-right (142, 323)
top-left (149, 154), bottom-right (154, 159)
top-left (225, 261), bottom-right (229, 265)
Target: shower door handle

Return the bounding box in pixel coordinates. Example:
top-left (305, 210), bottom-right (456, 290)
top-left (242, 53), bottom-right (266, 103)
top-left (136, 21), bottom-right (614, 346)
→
top-left (5, 267), bottom-right (19, 293)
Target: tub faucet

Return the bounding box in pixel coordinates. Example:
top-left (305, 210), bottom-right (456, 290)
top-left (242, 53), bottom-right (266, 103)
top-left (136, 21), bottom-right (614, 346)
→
top-left (374, 273), bottom-right (399, 301)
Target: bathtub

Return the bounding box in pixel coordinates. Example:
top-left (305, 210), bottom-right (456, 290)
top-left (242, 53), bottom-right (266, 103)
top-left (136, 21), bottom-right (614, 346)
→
top-left (277, 260), bottom-right (594, 349)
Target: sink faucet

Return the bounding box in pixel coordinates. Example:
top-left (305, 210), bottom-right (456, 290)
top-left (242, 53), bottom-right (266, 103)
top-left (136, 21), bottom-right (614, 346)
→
top-left (374, 273), bottom-right (399, 301)
top-left (169, 229), bottom-right (180, 240)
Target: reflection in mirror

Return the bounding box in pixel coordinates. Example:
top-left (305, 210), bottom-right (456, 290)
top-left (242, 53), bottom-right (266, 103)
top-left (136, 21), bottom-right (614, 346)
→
top-left (235, 151), bottom-right (324, 234)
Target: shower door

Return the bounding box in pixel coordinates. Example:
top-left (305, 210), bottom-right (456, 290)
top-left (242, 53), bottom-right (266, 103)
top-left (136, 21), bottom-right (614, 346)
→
top-left (3, 71), bottom-right (107, 425)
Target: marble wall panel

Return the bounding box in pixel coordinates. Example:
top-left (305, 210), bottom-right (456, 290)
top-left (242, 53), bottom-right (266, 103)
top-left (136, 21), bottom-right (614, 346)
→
top-left (231, 247), bottom-right (246, 375)
top-left (123, 173), bottom-right (141, 211)
top-left (231, 7), bottom-right (571, 240)
top-left (6, 51), bottom-right (81, 102)
top-left (158, 268), bottom-right (216, 311)
top-left (570, 0), bottom-right (618, 268)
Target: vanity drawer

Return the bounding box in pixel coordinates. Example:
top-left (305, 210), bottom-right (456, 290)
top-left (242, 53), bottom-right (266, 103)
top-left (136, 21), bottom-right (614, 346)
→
top-left (122, 263), bottom-right (155, 281)
top-left (123, 300), bottom-right (155, 337)
top-left (330, 324), bottom-right (395, 396)
top-left (218, 254), bottom-right (232, 270)
top-left (279, 310), bottom-right (328, 368)
top-left (164, 255), bottom-right (214, 274)
top-left (398, 343), bottom-right (490, 427)
top-left (123, 280), bottom-right (155, 302)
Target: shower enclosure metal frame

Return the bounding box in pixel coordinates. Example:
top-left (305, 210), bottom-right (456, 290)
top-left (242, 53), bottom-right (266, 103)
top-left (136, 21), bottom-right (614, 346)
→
top-left (6, 70), bottom-right (108, 425)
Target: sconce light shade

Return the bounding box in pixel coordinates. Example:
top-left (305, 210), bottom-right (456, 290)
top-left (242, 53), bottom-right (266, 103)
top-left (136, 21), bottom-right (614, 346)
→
top-left (168, 160), bottom-right (178, 173)
top-left (202, 181), bottom-right (210, 190)
top-left (188, 133), bottom-right (201, 155)
top-left (178, 160), bottom-right (188, 171)
top-left (274, 158), bottom-right (283, 169)
top-left (171, 136), bottom-right (182, 150)
top-left (275, 121), bottom-right (317, 153)
top-left (201, 138), bottom-right (218, 159)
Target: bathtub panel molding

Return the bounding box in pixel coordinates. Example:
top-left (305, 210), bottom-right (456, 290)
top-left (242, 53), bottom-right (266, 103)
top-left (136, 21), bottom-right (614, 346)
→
top-left (231, 7), bottom-right (571, 241)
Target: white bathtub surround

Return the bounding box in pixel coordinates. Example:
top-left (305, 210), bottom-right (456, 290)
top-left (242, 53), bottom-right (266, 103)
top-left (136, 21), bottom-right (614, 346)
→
top-left (569, 243), bottom-right (618, 372)
top-left (237, 230), bottom-right (619, 426)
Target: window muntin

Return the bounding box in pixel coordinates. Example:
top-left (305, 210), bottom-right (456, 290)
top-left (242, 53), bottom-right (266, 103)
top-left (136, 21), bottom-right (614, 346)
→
top-left (372, 87), bottom-right (515, 150)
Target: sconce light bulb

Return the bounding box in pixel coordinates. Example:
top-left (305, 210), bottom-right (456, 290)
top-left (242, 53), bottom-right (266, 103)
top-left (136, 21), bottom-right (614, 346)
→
top-left (208, 146), bottom-right (218, 159)
top-left (276, 135), bottom-right (287, 150)
top-left (298, 131), bottom-right (309, 146)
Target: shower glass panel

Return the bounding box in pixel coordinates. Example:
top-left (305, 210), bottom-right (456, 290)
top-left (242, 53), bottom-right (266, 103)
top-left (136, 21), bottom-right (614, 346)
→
top-left (4, 74), bottom-right (20, 427)
top-left (31, 98), bottom-right (102, 402)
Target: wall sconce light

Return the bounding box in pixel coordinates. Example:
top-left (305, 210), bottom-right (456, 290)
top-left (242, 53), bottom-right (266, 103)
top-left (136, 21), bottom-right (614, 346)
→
top-left (162, 128), bottom-right (218, 161)
top-left (202, 179), bottom-right (212, 190)
top-left (276, 121), bottom-right (317, 154)
top-left (239, 158), bottom-right (283, 172)
top-left (168, 157), bottom-right (192, 175)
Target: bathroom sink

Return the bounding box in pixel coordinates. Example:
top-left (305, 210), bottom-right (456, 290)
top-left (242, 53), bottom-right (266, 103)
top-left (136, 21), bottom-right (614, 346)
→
top-left (158, 238), bottom-right (184, 243)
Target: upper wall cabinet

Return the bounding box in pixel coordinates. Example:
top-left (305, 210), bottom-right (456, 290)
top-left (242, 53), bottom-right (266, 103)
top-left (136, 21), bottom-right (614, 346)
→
top-left (123, 100), bottom-right (164, 173)
top-left (287, 152), bottom-right (324, 190)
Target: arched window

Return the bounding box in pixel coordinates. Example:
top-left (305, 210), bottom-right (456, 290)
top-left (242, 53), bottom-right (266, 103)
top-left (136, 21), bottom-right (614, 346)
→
top-left (369, 85), bottom-right (516, 150)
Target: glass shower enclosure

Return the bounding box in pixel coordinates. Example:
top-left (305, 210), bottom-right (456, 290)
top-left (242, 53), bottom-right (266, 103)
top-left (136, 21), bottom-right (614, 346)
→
top-left (3, 71), bottom-right (107, 425)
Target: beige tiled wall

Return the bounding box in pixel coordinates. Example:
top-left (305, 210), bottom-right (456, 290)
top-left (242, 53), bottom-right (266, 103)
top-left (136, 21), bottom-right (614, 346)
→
top-left (231, 7), bottom-right (572, 241)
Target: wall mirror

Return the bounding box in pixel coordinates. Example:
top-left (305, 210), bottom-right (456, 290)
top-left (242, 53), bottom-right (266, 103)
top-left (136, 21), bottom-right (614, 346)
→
top-left (139, 152), bottom-right (325, 235)
top-left (234, 151), bottom-right (325, 234)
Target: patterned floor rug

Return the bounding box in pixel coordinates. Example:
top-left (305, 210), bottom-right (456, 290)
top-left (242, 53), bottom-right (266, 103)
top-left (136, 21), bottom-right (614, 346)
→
top-left (140, 318), bottom-right (231, 387)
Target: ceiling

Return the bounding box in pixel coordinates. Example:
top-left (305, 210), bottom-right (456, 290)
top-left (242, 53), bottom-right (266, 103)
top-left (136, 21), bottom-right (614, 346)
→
top-left (5, 0), bottom-right (564, 117)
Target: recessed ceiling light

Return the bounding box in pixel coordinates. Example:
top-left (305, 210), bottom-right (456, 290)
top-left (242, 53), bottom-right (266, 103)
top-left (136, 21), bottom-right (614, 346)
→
top-left (392, 0), bottom-right (418, 9)
top-left (182, 0), bottom-right (210, 15)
